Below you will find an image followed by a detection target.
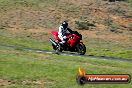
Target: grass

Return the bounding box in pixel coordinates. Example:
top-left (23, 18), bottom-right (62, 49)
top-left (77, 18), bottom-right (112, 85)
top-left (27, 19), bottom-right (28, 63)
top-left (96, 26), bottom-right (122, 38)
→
top-left (85, 37), bottom-right (132, 59)
top-left (0, 47), bottom-right (132, 88)
top-left (0, 29), bottom-right (132, 59)
top-left (0, 35), bottom-right (51, 50)
top-left (0, 29), bottom-right (52, 51)
top-left (87, 47), bottom-right (132, 59)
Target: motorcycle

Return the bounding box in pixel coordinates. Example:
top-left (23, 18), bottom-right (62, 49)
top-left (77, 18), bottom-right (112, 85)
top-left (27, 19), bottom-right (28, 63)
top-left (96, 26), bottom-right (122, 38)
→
top-left (49, 30), bottom-right (86, 55)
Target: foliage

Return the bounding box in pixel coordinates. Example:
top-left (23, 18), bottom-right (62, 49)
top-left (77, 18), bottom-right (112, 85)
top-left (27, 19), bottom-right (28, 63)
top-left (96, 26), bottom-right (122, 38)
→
top-left (75, 20), bottom-right (95, 30)
top-left (104, 17), bottom-right (121, 33)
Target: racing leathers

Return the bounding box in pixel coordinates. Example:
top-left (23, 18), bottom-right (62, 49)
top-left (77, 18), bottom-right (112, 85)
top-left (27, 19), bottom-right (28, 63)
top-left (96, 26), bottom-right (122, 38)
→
top-left (58, 25), bottom-right (72, 44)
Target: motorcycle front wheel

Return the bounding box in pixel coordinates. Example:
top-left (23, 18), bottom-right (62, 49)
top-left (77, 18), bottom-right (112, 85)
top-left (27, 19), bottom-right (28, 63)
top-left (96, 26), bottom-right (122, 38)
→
top-left (76, 43), bottom-right (86, 55)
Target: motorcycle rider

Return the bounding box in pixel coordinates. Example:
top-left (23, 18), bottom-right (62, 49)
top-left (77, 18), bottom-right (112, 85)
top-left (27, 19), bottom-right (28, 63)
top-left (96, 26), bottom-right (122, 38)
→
top-left (58, 21), bottom-right (73, 45)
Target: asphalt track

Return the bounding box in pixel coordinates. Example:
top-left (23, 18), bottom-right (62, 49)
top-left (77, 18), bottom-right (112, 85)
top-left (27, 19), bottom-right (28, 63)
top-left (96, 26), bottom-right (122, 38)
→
top-left (0, 44), bottom-right (132, 62)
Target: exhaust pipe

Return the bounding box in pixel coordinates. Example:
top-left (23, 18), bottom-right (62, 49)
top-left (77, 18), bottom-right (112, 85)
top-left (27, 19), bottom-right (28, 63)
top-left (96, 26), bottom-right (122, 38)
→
top-left (49, 38), bottom-right (57, 46)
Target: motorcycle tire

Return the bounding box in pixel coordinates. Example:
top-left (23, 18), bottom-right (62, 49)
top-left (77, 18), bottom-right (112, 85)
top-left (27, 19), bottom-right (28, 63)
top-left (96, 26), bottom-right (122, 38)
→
top-left (76, 43), bottom-right (86, 55)
top-left (52, 44), bottom-right (63, 52)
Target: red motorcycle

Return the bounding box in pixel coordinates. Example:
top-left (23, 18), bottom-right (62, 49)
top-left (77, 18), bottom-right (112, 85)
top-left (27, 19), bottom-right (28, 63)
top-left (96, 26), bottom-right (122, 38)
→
top-left (49, 30), bottom-right (86, 55)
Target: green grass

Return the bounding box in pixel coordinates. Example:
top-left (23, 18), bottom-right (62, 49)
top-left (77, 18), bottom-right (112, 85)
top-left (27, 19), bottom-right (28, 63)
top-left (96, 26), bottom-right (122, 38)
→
top-left (87, 47), bottom-right (132, 59)
top-left (0, 35), bottom-right (51, 50)
top-left (0, 47), bottom-right (132, 88)
top-left (0, 29), bottom-right (52, 51)
top-left (0, 35), bottom-right (51, 51)
top-left (84, 37), bottom-right (132, 59)
top-left (0, 29), bottom-right (132, 59)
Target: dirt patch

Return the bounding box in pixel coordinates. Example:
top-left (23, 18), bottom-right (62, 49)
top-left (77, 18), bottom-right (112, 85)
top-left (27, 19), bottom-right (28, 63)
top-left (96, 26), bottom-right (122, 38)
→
top-left (0, 50), bottom-right (19, 54)
top-left (22, 79), bottom-right (53, 85)
top-left (5, 28), bottom-right (53, 40)
top-left (111, 15), bottom-right (132, 29)
top-left (8, 28), bottom-right (53, 33)
top-left (0, 79), bottom-right (12, 86)
top-left (0, 79), bottom-right (53, 86)
top-left (32, 53), bottom-right (51, 60)
top-left (79, 30), bottom-right (131, 43)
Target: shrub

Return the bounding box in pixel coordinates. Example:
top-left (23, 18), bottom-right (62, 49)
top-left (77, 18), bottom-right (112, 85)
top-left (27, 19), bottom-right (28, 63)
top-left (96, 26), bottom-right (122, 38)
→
top-left (104, 18), bottom-right (122, 33)
top-left (127, 0), bottom-right (132, 7)
top-left (75, 20), bottom-right (95, 30)
top-left (128, 23), bottom-right (132, 31)
top-left (109, 23), bottom-right (121, 32)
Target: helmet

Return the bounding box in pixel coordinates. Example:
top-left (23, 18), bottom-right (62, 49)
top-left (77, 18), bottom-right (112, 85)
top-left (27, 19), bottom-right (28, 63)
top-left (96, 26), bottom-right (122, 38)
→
top-left (62, 21), bottom-right (68, 29)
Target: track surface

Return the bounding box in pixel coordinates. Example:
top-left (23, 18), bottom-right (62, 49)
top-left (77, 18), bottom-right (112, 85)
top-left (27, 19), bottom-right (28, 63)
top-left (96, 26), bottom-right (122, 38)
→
top-left (1, 44), bottom-right (132, 62)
